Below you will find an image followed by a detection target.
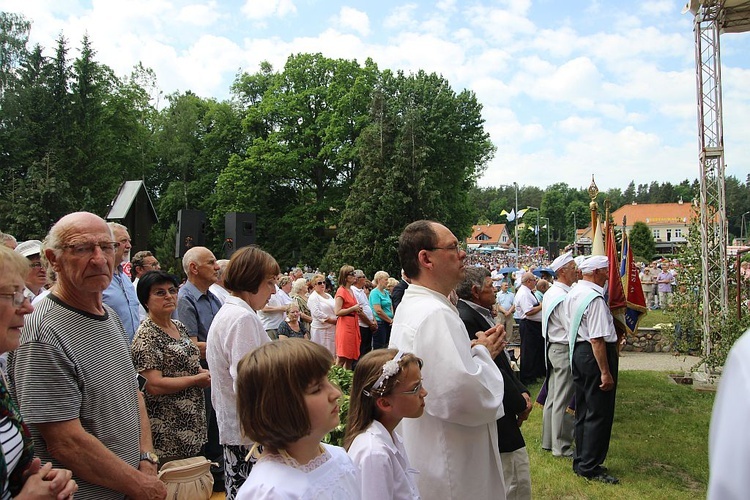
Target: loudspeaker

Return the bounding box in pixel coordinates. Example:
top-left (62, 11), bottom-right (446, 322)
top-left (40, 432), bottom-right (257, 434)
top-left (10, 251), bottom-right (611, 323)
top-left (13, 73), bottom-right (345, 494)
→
top-left (175, 209), bottom-right (206, 258)
top-left (224, 212), bottom-right (256, 258)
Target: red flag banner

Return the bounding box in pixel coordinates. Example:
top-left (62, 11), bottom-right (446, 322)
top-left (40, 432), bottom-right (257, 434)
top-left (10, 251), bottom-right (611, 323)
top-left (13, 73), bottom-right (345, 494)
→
top-left (621, 232), bottom-right (648, 334)
top-left (605, 220), bottom-right (627, 335)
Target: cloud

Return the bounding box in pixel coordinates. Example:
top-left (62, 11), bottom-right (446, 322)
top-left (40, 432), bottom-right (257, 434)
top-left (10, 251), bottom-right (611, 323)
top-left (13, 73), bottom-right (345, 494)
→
top-left (384, 4), bottom-right (418, 30)
top-left (241, 0), bottom-right (296, 20)
top-left (177, 2), bottom-right (221, 26)
top-left (335, 7), bottom-right (370, 37)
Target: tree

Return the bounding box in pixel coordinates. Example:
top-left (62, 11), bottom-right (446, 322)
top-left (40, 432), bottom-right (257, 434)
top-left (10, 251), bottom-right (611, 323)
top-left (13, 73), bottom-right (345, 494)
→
top-left (628, 221), bottom-right (656, 261)
top-left (0, 12), bottom-right (30, 97)
top-left (215, 54), bottom-right (378, 268)
top-left (327, 69), bottom-right (495, 274)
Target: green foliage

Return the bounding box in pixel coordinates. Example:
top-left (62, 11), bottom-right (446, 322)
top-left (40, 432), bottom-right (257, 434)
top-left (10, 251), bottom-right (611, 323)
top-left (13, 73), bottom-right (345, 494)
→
top-left (329, 69), bottom-right (495, 274)
top-left (324, 365), bottom-right (353, 447)
top-left (629, 221), bottom-right (656, 262)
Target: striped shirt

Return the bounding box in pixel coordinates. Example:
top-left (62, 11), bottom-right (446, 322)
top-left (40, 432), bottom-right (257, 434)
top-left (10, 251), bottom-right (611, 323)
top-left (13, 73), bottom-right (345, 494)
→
top-left (9, 294), bottom-right (141, 500)
top-left (0, 416), bottom-right (22, 500)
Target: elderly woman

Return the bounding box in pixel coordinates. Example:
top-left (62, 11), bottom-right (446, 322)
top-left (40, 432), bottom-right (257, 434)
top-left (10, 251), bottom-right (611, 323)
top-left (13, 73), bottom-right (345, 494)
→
top-left (131, 270), bottom-right (211, 464)
top-left (277, 302), bottom-right (309, 340)
top-left (334, 265), bottom-right (362, 369)
top-left (0, 246), bottom-right (77, 499)
top-left (307, 273), bottom-right (337, 356)
top-left (290, 277), bottom-right (312, 331)
top-left (205, 246), bottom-right (280, 499)
top-left (369, 271), bottom-right (394, 350)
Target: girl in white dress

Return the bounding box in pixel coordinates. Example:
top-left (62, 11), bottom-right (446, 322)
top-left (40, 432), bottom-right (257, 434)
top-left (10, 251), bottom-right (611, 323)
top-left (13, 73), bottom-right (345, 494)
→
top-left (345, 349), bottom-right (427, 500)
top-left (235, 339), bottom-right (360, 499)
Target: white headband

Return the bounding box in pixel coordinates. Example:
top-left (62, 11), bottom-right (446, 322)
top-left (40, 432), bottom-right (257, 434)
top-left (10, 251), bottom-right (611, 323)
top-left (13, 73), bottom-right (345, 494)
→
top-left (363, 351), bottom-right (405, 396)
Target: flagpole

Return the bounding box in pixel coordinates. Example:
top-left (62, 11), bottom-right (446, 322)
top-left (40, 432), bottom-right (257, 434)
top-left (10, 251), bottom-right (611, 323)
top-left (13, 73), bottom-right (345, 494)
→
top-left (588, 175), bottom-right (599, 252)
top-left (514, 181), bottom-right (518, 268)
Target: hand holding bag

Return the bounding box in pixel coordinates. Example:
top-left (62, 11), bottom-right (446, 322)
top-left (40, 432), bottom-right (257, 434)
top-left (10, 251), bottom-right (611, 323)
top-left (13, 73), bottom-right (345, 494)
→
top-left (157, 456), bottom-right (215, 500)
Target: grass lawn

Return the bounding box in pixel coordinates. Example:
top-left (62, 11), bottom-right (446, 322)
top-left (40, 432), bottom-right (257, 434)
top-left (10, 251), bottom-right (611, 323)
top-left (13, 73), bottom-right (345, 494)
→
top-left (638, 308), bottom-right (670, 328)
top-left (521, 371), bottom-right (713, 499)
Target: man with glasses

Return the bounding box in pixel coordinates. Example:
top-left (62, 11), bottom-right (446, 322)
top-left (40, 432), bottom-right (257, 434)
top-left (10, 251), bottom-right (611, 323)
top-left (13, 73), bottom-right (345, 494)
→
top-left (14, 239), bottom-right (47, 301)
top-left (389, 220), bottom-right (506, 500)
top-left (131, 250), bottom-right (160, 289)
top-left (9, 211), bottom-right (167, 499)
top-left (516, 272), bottom-right (545, 385)
top-left (131, 250), bottom-right (161, 322)
top-left (456, 266), bottom-right (532, 499)
top-left (103, 222), bottom-right (141, 343)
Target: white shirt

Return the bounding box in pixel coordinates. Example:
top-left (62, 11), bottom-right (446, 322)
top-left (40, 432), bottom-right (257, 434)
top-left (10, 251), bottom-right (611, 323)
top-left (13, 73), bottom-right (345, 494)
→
top-left (352, 285), bottom-right (375, 327)
top-left (516, 285), bottom-right (541, 322)
top-left (348, 420), bottom-right (420, 500)
top-left (564, 280), bottom-right (617, 343)
top-left (237, 444), bottom-right (360, 500)
top-left (308, 291), bottom-right (336, 330)
top-left (258, 286), bottom-right (285, 330)
top-left (709, 328), bottom-right (750, 500)
top-left (206, 296), bottom-right (271, 445)
top-left (209, 283), bottom-right (230, 305)
top-left (389, 284), bottom-right (506, 500)
top-left (542, 282), bottom-right (571, 344)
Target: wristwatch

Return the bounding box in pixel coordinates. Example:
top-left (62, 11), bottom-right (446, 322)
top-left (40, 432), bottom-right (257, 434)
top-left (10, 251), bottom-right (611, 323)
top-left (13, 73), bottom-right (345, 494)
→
top-left (140, 451), bottom-right (160, 465)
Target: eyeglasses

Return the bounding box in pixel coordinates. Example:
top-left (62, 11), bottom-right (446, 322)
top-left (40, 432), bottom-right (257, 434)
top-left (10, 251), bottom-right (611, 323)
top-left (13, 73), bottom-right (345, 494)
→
top-left (428, 243), bottom-right (461, 255)
top-left (151, 287), bottom-right (179, 298)
top-left (315, 281), bottom-right (324, 285)
top-left (399, 380), bottom-right (424, 395)
top-left (347, 272), bottom-right (355, 276)
top-left (143, 261), bottom-right (160, 269)
top-left (29, 262), bottom-right (43, 269)
top-left (0, 290), bottom-right (28, 308)
top-left (61, 241), bottom-right (119, 257)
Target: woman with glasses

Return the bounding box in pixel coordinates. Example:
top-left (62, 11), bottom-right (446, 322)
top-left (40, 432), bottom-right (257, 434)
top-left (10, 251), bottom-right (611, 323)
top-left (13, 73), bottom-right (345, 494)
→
top-left (0, 245), bottom-right (77, 499)
top-left (131, 270), bottom-right (211, 463)
top-left (334, 265), bottom-right (363, 369)
top-left (307, 273), bottom-right (337, 356)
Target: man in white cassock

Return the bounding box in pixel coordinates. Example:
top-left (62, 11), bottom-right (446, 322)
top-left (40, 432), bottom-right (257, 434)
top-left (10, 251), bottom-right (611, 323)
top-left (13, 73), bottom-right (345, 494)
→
top-left (389, 220), bottom-right (507, 499)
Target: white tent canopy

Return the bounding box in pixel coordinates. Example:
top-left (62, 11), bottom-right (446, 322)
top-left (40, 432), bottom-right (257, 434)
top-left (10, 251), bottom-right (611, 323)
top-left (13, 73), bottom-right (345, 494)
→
top-left (683, 0), bottom-right (750, 33)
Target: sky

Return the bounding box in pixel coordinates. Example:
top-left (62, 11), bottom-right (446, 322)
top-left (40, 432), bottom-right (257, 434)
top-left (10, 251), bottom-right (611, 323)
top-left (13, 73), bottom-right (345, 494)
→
top-left (2, 0), bottom-right (749, 192)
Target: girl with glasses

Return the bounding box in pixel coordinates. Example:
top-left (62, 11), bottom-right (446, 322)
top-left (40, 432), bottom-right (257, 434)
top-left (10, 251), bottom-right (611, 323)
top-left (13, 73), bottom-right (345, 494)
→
top-left (345, 349), bottom-right (427, 500)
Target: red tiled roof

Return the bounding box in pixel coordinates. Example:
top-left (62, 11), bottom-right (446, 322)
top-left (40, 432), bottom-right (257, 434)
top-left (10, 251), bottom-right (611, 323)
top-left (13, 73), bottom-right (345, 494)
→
top-left (466, 224), bottom-right (512, 246)
top-left (611, 202), bottom-right (696, 226)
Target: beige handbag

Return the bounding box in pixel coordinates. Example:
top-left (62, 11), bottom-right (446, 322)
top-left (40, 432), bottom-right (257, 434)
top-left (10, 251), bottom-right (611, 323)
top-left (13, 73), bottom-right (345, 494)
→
top-left (157, 457), bottom-right (215, 500)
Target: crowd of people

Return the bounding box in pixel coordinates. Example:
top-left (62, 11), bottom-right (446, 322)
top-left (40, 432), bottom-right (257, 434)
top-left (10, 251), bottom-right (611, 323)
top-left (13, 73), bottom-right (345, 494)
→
top-left (0, 214), bottom-right (695, 499)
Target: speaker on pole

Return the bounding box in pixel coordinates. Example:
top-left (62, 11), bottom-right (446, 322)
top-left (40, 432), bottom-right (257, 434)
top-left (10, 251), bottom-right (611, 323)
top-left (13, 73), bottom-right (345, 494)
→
top-left (175, 209), bottom-right (206, 258)
top-left (224, 212), bottom-right (256, 258)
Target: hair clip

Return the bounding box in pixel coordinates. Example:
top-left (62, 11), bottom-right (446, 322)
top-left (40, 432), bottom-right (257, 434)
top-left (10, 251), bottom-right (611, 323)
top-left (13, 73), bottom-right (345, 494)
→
top-left (363, 351), bottom-right (405, 396)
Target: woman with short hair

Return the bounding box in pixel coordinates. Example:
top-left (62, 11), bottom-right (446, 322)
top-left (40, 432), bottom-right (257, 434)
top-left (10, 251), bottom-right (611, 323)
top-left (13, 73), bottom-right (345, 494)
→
top-left (132, 270), bottom-right (210, 463)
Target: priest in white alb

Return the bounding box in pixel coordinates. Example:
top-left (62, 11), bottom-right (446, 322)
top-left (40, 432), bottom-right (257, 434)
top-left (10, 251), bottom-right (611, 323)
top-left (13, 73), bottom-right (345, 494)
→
top-left (389, 220), bottom-right (507, 500)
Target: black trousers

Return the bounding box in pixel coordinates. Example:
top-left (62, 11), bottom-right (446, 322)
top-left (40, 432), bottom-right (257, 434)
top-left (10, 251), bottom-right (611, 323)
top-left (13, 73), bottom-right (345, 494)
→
top-left (571, 341), bottom-right (619, 477)
top-left (359, 325), bottom-right (373, 359)
top-left (519, 319), bottom-right (545, 384)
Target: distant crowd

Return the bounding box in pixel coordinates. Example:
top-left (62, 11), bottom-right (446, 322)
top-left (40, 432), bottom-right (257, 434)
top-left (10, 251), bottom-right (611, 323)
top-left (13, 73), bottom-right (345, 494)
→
top-left (0, 218), bottom-right (693, 500)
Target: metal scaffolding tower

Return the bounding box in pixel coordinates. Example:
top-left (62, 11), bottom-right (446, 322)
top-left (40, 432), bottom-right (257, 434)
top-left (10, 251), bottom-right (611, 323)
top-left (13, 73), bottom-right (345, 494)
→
top-left (687, 0), bottom-right (750, 359)
top-left (694, 3), bottom-right (728, 359)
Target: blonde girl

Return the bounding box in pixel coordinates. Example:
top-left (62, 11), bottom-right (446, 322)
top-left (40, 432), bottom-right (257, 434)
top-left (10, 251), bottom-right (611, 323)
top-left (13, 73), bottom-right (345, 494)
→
top-left (345, 349), bottom-right (427, 500)
top-left (235, 339), bottom-right (360, 499)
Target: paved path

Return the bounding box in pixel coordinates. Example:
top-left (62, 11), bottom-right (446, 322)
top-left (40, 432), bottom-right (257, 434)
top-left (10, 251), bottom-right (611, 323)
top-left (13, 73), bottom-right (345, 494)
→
top-left (619, 351), bottom-right (702, 372)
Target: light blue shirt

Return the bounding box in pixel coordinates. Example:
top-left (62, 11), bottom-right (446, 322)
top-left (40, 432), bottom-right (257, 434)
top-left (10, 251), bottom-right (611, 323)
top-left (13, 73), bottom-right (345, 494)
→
top-left (102, 266), bottom-right (141, 342)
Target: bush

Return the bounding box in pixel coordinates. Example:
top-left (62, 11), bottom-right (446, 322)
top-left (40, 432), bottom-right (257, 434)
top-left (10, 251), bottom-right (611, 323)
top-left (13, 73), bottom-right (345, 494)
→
top-left (324, 365), bottom-right (353, 446)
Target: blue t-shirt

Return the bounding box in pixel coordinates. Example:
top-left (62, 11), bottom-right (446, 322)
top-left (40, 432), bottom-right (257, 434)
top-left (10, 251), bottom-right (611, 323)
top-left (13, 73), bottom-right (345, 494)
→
top-left (369, 288), bottom-right (393, 322)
